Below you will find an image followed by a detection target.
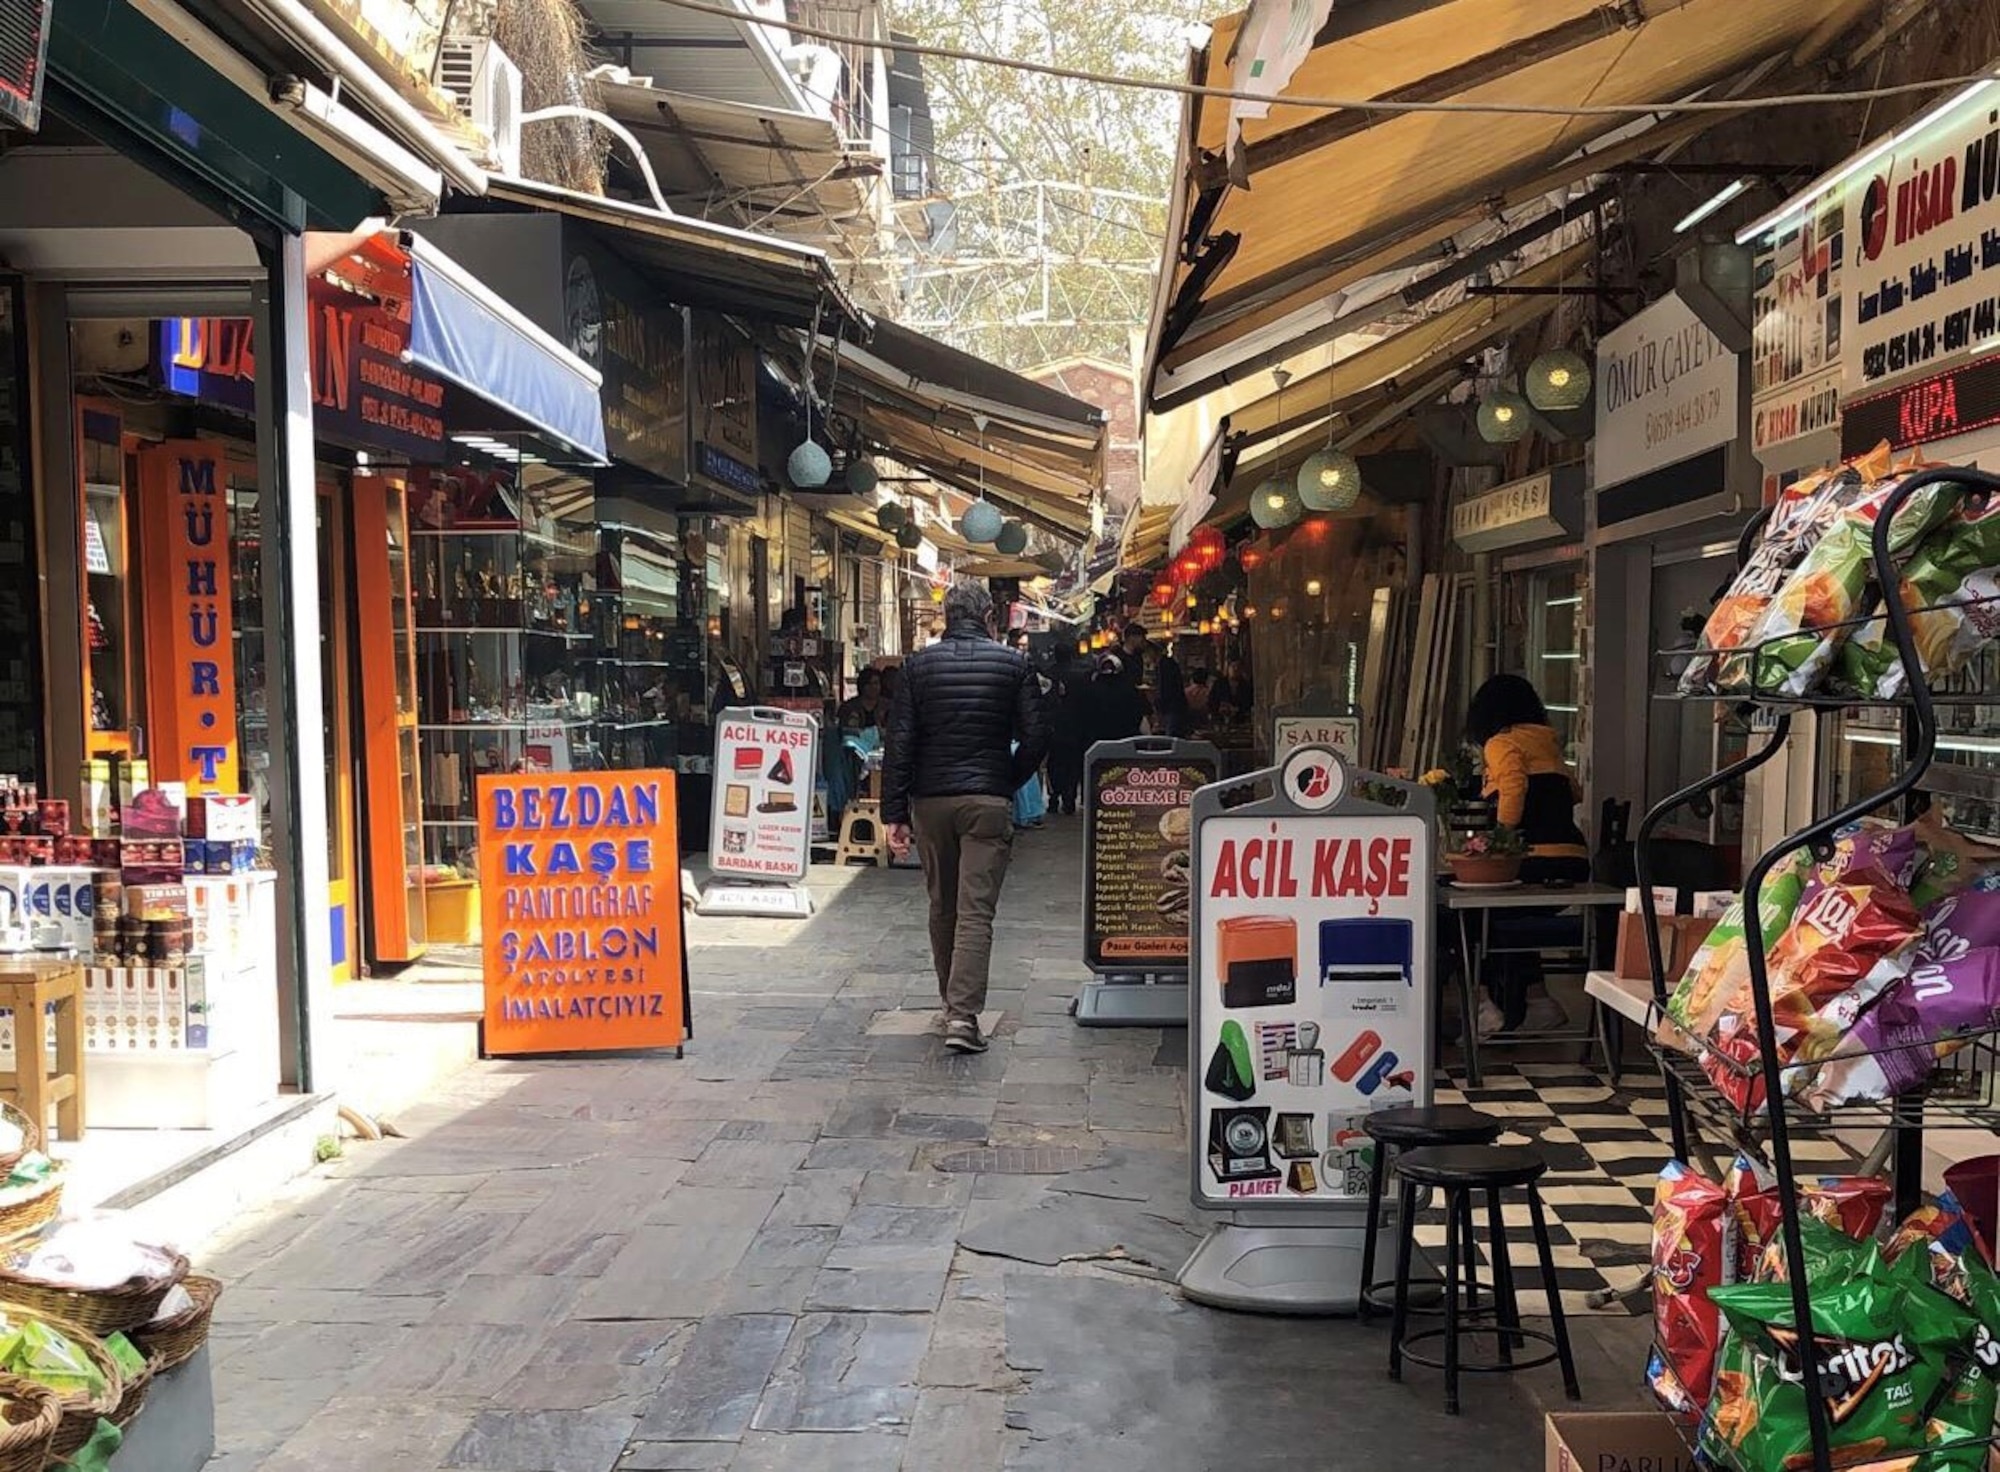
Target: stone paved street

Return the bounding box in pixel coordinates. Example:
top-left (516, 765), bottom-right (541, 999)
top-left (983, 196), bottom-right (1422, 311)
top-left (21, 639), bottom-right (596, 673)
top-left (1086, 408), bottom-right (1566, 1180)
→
top-left (206, 823), bottom-right (1643, 1471)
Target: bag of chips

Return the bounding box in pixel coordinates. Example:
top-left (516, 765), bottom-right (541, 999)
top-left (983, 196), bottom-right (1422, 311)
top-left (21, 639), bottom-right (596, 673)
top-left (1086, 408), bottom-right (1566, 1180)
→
top-left (1702, 1263), bottom-right (1975, 1472)
top-left (1923, 1266), bottom-right (2000, 1472)
top-left (1649, 1160), bottom-right (1732, 1418)
top-left (1911, 814), bottom-right (2000, 911)
top-left (1886, 1193), bottom-right (1981, 1293)
top-left (1805, 948), bottom-right (2000, 1110)
top-left (1922, 892), bottom-right (2000, 962)
top-left (1751, 1212), bottom-right (1878, 1285)
top-left (1683, 455), bottom-right (1874, 694)
top-left (1841, 494), bottom-right (2000, 699)
top-left (1669, 852), bottom-right (1812, 1040)
top-left (1742, 467), bottom-right (1964, 697)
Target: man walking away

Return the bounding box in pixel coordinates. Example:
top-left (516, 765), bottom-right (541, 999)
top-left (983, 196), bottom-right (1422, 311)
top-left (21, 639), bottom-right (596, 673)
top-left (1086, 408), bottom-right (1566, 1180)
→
top-left (883, 582), bottom-right (1049, 1053)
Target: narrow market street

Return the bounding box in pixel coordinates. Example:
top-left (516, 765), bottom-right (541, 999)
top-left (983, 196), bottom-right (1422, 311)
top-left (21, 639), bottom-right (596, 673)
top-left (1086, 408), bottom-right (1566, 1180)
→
top-left (202, 825), bottom-right (1645, 1472)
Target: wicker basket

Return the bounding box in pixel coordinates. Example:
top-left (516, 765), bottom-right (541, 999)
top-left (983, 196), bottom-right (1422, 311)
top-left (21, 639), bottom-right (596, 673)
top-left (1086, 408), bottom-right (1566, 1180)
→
top-left (0, 1373), bottom-right (57, 1472)
top-left (0, 1306), bottom-right (124, 1464)
top-left (0, 1247), bottom-right (188, 1337)
top-left (108, 1349), bottom-right (157, 1431)
top-left (128, 1277), bottom-right (220, 1373)
top-left (0, 1106), bottom-right (38, 1183)
top-left (0, 1179), bottom-right (60, 1250)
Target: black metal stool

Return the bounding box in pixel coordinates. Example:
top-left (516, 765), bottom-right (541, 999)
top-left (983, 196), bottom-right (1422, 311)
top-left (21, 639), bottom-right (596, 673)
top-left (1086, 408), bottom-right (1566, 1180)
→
top-left (1356, 1105), bottom-right (1506, 1322)
top-left (1385, 1144), bottom-right (1580, 1415)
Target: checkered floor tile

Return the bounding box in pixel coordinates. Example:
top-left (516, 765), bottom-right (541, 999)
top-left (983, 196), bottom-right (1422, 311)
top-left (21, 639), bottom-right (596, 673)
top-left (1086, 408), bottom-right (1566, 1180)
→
top-left (1404, 1061), bottom-right (1854, 1320)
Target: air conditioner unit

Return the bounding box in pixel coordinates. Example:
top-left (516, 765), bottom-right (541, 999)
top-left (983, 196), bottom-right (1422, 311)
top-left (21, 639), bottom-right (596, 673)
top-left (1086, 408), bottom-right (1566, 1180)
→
top-left (438, 38), bottom-right (523, 177)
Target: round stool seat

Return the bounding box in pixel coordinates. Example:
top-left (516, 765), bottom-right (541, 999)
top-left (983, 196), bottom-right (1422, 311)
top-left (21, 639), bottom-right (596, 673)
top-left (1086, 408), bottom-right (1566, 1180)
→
top-left (1363, 1105), bottom-right (1505, 1148)
top-left (1395, 1144), bottom-right (1546, 1190)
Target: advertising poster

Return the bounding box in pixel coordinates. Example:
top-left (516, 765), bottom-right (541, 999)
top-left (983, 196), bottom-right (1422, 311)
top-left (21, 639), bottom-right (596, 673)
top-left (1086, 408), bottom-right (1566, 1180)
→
top-left (1084, 738), bottom-right (1219, 972)
top-left (709, 708), bottom-right (817, 883)
top-left (1190, 748), bottom-right (1432, 1210)
top-left (478, 770), bottom-right (689, 1057)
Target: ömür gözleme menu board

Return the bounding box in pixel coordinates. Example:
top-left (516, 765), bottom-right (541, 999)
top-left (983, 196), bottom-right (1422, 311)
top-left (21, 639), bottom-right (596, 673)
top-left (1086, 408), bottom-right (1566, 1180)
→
top-left (1086, 750), bottom-right (1216, 970)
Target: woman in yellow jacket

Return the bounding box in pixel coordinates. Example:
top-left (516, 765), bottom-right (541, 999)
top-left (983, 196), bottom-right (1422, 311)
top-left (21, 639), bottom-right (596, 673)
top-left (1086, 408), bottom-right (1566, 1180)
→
top-left (1468, 674), bottom-right (1590, 1037)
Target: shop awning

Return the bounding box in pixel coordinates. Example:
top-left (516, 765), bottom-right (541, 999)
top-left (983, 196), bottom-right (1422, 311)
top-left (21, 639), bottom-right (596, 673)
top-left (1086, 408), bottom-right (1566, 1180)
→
top-left (1144, 0), bottom-right (1848, 408)
top-left (401, 233), bottom-right (607, 465)
top-left (306, 227), bottom-right (608, 464)
top-left (1121, 503), bottom-right (1177, 573)
top-left (481, 176), bottom-right (861, 330)
top-left (824, 321), bottom-right (1107, 538)
top-left (594, 76), bottom-right (879, 251)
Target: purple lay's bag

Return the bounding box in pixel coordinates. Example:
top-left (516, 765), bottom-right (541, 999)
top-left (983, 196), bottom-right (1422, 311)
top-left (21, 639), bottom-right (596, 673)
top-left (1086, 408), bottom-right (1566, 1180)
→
top-left (1805, 947), bottom-right (2000, 1108)
top-left (1922, 890), bottom-right (2000, 961)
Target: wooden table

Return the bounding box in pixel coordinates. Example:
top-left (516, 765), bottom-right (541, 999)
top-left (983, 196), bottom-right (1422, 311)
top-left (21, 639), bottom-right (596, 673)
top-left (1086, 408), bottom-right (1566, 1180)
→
top-left (0, 955), bottom-right (85, 1142)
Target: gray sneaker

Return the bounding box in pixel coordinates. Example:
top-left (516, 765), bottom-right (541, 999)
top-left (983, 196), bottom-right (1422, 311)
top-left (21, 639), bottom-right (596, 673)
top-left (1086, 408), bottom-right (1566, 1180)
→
top-left (944, 1019), bottom-right (989, 1054)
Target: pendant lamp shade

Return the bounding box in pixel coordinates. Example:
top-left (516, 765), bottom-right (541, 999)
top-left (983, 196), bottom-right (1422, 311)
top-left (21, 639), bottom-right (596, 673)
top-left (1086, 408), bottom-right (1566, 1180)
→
top-left (1476, 388), bottom-right (1532, 444)
top-left (1297, 448), bottom-right (1362, 511)
top-left (959, 499), bottom-right (1004, 544)
top-left (1524, 349), bottom-right (1592, 411)
top-left (788, 440), bottom-right (832, 488)
top-left (895, 520), bottom-right (922, 550)
top-left (875, 499), bottom-right (906, 532)
top-left (994, 521), bottom-right (1028, 555)
top-left (846, 458), bottom-right (880, 496)
top-left (1250, 477), bottom-right (1302, 530)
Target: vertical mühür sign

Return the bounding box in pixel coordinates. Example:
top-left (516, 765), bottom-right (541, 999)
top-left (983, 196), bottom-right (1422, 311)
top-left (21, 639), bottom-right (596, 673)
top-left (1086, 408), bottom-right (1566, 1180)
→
top-left (710, 708), bottom-right (818, 883)
top-left (138, 442), bottom-right (237, 794)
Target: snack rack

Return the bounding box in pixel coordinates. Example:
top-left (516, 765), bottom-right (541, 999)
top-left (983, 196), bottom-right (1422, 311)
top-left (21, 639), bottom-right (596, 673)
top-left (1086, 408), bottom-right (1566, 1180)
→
top-left (1636, 465), bottom-right (2000, 1472)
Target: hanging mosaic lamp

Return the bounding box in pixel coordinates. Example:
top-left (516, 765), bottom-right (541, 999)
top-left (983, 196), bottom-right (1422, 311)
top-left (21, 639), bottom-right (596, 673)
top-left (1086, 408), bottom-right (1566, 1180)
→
top-left (1524, 348), bottom-right (1592, 412)
top-left (1476, 388), bottom-right (1532, 444)
top-left (1238, 541), bottom-right (1266, 573)
top-left (875, 499), bottom-right (906, 533)
top-left (959, 499), bottom-right (1004, 544)
top-left (895, 520), bottom-right (922, 550)
top-left (1250, 477), bottom-right (1302, 530)
top-left (1151, 577), bottom-right (1176, 607)
top-left (1297, 448), bottom-right (1362, 512)
top-left (846, 458), bottom-right (880, 496)
top-left (994, 521), bottom-right (1028, 556)
top-left (788, 440), bottom-right (832, 488)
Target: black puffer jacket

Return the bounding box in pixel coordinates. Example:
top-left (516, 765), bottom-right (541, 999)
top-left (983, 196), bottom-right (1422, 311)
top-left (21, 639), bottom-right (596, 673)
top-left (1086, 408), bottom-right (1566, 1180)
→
top-left (882, 615), bottom-right (1050, 823)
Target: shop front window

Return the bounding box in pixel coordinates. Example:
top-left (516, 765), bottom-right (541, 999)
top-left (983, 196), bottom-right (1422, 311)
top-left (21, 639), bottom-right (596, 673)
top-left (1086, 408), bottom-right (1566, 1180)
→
top-left (1527, 568), bottom-right (1584, 765)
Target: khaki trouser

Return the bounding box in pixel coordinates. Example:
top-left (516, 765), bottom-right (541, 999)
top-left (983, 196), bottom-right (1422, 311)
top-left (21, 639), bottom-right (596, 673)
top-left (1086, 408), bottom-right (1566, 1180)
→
top-left (911, 795), bottom-right (1015, 1021)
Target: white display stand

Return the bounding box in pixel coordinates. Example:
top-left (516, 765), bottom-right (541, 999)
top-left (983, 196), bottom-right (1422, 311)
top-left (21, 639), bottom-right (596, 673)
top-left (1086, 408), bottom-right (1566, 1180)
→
top-left (701, 708), bottom-right (818, 918)
top-left (1177, 748), bottom-right (1434, 1315)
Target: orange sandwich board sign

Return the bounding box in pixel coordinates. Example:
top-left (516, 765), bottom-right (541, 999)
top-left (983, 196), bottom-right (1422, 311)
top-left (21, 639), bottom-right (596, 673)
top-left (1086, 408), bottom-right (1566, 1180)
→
top-left (477, 770), bottom-right (691, 1058)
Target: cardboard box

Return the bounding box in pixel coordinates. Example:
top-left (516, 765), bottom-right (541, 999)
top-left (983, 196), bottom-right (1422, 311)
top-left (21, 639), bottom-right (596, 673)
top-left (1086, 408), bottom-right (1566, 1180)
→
top-left (185, 794), bottom-right (258, 842)
top-left (1547, 1412), bottom-right (1696, 1472)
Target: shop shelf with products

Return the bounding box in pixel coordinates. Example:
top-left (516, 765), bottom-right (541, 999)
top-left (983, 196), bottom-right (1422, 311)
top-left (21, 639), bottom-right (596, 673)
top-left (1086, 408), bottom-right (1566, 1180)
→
top-left (1633, 466), bottom-right (2000, 1472)
top-left (76, 402), bottom-right (140, 759)
top-left (408, 472), bottom-right (601, 873)
top-left (589, 524), bottom-right (702, 774)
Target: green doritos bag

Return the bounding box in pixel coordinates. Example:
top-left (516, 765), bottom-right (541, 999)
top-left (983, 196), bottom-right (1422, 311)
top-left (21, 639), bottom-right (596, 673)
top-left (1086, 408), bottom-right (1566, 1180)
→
top-left (1923, 1260), bottom-right (2000, 1471)
top-left (1701, 1264), bottom-right (1974, 1472)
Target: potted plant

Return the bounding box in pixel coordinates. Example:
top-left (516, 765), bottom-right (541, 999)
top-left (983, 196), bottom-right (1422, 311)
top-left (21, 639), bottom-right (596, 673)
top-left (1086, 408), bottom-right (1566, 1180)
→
top-left (1447, 824), bottom-right (1526, 885)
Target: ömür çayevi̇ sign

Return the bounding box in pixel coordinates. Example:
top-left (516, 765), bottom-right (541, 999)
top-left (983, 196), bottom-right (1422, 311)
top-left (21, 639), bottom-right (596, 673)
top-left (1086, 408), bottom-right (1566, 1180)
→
top-left (478, 770), bottom-right (690, 1057)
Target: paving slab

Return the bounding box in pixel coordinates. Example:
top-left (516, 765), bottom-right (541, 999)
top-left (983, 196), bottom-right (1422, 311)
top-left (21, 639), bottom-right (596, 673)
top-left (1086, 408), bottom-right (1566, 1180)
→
top-left (634, 1314), bottom-right (796, 1442)
top-left (752, 1312), bottom-right (931, 1432)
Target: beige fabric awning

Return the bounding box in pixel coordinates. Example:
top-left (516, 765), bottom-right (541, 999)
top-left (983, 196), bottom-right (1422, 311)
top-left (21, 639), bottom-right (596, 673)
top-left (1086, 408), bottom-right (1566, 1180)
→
top-left (1144, 0), bottom-right (1845, 407)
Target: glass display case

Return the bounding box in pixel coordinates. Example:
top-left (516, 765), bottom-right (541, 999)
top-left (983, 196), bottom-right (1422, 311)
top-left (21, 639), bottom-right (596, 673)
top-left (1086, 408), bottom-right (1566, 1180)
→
top-left (593, 524), bottom-right (689, 773)
top-left (1830, 640), bottom-right (2000, 840)
top-left (409, 467), bottom-right (599, 871)
top-left (353, 477), bottom-right (428, 964)
top-left (77, 402), bottom-right (138, 759)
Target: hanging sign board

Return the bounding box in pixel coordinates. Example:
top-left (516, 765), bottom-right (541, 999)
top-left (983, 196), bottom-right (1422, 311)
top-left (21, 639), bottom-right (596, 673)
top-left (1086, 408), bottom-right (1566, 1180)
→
top-left (1751, 201), bottom-right (1845, 465)
top-left (477, 770), bottom-right (690, 1057)
top-left (1272, 715), bottom-right (1360, 763)
top-left (1594, 291), bottom-right (1740, 490)
top-left (1188, 750), bottom-right (1432, 1213)
top-left (1083, 737), bottom-right (1219, 974)
top-left (1843, 100), bottom-right (2000, 394)
top-left (709, 707), bottom-right (817, 883)
top-left (137, 442), bottom-right (237, 794)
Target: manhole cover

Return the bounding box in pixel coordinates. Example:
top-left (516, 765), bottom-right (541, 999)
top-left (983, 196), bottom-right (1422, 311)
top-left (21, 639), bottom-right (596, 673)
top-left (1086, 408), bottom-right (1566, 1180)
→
top-left (934, 1146), bottom-right (1098, 1175)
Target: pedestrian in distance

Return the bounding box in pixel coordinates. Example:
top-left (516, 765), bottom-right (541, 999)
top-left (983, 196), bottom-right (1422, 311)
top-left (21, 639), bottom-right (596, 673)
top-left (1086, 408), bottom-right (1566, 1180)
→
top-left (883, 582), bottom-right (1050, 1054)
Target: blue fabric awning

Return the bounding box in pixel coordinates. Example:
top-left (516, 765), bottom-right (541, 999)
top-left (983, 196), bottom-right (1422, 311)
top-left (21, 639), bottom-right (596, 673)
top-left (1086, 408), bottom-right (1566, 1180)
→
top-left (404, 233), bottom-right (608, 465)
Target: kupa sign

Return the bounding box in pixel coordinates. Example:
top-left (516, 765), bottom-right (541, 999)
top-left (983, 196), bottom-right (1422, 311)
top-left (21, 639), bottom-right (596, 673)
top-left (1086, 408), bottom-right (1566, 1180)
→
top-left (1179, 748), bottom-right (1434, 1314)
